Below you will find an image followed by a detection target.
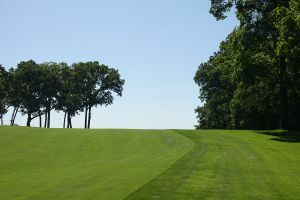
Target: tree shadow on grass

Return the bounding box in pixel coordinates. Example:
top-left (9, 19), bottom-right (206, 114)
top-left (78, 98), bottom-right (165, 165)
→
top-left (256, 131), bottom-right (300, 143)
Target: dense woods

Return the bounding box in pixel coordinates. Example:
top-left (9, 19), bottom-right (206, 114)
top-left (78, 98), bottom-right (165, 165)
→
top-left (195, 0), bottom-right (300, 130)
top-left (0, 60), bottom-right (125, 128)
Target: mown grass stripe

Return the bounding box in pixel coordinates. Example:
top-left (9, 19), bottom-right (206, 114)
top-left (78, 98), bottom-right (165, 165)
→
top-left (125, 130), bottom-right (300, 200)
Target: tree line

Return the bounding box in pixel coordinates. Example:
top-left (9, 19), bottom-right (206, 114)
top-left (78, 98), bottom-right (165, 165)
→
top-left (0, 60), bottom-right (125, 128)
top-left (194, 0), bottom-right (300, 130)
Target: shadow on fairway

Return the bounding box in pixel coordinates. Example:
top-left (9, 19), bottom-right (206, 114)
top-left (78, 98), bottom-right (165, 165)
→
top-left (256, 131), bottom-right (300, 143)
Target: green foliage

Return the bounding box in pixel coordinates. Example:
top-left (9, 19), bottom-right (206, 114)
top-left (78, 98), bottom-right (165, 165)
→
top-left (0, 65), bottom-right (9, 124)
top-left (0, 60), bottom-right (125, 128)
top-left (194, 31), bottom-right (237, 129)
top-left (56, 63), bottom-right (83, 122)
top-left (195, 0), bottom-right (300, 130)
top-left (72, 62), bottom-right (125, 106)
top-left (57, 61), bottom-right (125, 129)
top-left (12, 60), bottom-right (44, 126)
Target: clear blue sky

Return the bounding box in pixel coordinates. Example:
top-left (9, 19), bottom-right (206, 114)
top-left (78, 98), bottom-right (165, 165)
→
top-left (0, 0), bottom-right (237, 129)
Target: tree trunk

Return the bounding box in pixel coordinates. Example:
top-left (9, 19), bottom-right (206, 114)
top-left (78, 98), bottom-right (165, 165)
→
top-left (279, 56), bottom-right (289, 130)
top-left (292, 85), bottom-right (299, 105)
top-left (10, 107), bottom-right (15, 126)
top-left (38, 110), bottom-right (42, 127)
top-left (69, 114), bottom-right (72, 128)
top-left (67, 113), bottom-right (70, 128)
top-left (63, 112), bottom-right (67, 128)
top-left (44, 110), bottom-right (48, 128)
top-left (67, 112), bottom-right (72, 128)
top-left (47, 109), bottom-right (51, 128)
top-left (27, 111), bottom-right (32, 127)
top-left (234, 118), bottom-right (240, 129)
top-left (12, 107), bottom-right (18, 126)
top-left (84, 106), bottom-right (88, 129)
top-left (88, 106), bottom-right (91, 129)
top-left (13, 107), bottom-right (20, 126)
top-left (0, 114), bottom-right (3, 126)
top-left (10, 107), bottom-right (17, 126)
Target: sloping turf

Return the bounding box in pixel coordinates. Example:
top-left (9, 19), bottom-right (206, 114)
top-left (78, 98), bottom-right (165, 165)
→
top-left (0, 127), bottom-right (193, 200)
top-left (0, 128), bottom-right (299, 200)
top-left (126, 130), bottom-right (300, 200)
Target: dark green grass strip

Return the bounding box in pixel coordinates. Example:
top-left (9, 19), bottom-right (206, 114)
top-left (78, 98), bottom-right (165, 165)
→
top-left (125, 130), bottom-right (300, 200)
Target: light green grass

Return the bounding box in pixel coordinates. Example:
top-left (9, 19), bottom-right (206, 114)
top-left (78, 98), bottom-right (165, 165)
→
top-left (0, 128), bottom-right (299, 200)
top-left (0, 127), bottom-right (193, 200)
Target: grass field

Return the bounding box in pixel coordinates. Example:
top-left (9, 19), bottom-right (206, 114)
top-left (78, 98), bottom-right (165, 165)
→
top-left (0, 127), bottom-right (299, 200)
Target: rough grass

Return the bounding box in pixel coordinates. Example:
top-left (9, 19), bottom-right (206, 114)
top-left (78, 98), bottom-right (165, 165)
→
top-left (0, 127), bottom-right (299, 200)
